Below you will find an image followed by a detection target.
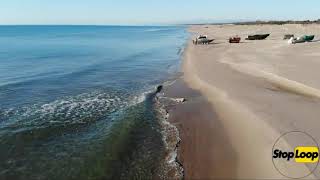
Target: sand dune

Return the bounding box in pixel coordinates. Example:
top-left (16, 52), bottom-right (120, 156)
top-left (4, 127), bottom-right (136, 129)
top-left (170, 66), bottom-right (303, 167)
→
top-left (182, 24), bottom-right (320, 179)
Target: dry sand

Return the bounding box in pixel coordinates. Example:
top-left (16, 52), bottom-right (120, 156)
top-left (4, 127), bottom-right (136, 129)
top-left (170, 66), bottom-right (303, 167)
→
top-left (166, 24), bottom-right (320, 179)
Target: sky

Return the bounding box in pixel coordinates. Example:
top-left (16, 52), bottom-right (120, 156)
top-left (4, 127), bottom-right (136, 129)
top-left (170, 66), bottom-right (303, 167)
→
top-left (0, 0), bottom-right (319, 25)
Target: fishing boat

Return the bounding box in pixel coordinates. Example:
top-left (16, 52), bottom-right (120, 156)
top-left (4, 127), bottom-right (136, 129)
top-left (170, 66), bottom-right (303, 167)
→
top-left (193, 35), bottom-right (215, 45)
top-left (229, 36), bottom-right (241, 43)
top-left (245, 34), bottom-right (270, 40)
top-left (288, 37), bottom-right (304, 44)
top-left (288, 35), bottom-right (315, 44)
top-left (197, 38), bottom-right (214, 44)
top-left (303, 35), bottom-right (315, 41)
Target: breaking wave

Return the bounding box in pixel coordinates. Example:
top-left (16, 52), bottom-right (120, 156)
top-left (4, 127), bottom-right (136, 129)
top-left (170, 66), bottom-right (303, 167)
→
top-left (0, 89), bottom-right (146, 135)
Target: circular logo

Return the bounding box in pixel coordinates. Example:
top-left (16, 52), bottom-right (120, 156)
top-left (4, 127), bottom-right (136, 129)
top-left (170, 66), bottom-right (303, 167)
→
top-left (272, 131), bottom-right (319, 179)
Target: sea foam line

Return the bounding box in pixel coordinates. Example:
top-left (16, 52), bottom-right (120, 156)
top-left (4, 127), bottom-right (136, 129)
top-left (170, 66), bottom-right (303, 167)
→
top-left (155, 90), bottom-right (184, 179)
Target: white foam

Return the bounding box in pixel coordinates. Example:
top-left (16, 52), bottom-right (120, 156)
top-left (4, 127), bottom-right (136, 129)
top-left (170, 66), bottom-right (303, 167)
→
top-left (155, 96), bottom-right (184, 179)
top-left (1, 90), bottom-right (132, 127)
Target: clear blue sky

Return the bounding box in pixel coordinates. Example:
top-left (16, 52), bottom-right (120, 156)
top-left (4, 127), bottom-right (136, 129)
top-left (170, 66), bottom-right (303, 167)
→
top-left (0, 0), bottom-right (319, 25)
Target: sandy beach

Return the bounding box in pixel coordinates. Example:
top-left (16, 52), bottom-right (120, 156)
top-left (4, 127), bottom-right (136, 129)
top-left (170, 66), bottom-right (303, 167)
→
top-left (164, 24), bottom-right (320, 179)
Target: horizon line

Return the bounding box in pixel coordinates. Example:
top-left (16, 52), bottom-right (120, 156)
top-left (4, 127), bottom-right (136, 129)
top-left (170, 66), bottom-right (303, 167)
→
top-left (0, 18), bottom-right (319, 26)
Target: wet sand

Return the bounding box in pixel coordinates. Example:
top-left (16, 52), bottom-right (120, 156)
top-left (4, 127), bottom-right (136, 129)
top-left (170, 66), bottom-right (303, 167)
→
top-left (163, 80), bottom-right (238, 179)
top-left (165, 24), bottom-right (320, 179)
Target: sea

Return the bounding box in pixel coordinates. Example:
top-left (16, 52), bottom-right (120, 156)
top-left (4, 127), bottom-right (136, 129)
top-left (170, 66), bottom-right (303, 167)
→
top-left (0, 26), bottom-right (188, 179)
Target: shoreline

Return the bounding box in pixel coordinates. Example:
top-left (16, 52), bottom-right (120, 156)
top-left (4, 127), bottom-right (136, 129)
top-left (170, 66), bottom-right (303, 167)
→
top-left (163, 24), bottom-right (320, 179)
top-left (162, 79), bottom-right (239, 178)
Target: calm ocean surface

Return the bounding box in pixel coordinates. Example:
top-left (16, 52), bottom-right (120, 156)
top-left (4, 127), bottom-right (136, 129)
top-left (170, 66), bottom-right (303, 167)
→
top-left (0, 26), bottom-right (187, 179)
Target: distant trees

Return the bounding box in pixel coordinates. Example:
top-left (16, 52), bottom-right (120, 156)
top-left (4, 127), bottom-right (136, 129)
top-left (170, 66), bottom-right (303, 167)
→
top-left (235, 20), bottom-right (320, 25)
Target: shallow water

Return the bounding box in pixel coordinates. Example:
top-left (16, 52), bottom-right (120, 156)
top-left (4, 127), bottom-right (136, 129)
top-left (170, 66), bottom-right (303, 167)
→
top-left (0, 25), bottom-right (187, 179)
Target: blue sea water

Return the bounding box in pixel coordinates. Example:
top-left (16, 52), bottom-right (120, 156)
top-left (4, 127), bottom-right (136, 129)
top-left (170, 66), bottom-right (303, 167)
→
top-left (0, 26), bottom-right (187, 179)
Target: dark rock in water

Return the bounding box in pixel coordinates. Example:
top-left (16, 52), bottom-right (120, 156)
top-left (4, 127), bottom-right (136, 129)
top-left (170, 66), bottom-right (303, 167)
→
top-left (156, 85), bottom-right (163, 94)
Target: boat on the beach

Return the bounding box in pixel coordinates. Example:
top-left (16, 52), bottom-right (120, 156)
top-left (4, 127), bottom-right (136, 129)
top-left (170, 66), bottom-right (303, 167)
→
top-left (288, 37), bottom-right (304, 44)
top-left (288, 36), bottom-right (304, 44)
top-left (245, 34), bottom-right (270, 40)
top-left (288, 35), bottom-right (315, 44)
top-left (283, 34), bottom-right (294, 40)
top-left (193, 35), bottom-right (215, 45)
top-left (229, 36), bottom-right (241, 43)
top-left (303, 35), bottom-right (315, 41)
